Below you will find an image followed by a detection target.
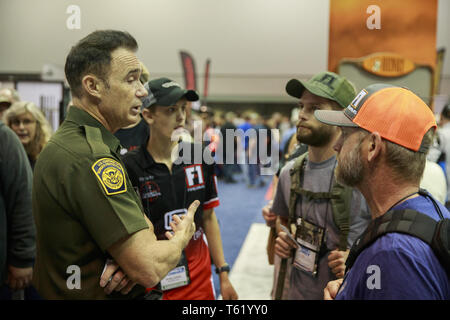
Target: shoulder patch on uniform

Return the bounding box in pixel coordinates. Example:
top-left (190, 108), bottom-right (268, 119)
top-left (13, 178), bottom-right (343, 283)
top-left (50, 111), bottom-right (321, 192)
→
top-left (91, 158), bottom-right (127, 195)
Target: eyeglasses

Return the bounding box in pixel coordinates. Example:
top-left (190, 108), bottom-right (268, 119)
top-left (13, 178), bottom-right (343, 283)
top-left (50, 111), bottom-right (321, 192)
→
top-left (11, 119), bottom-right (36, 127)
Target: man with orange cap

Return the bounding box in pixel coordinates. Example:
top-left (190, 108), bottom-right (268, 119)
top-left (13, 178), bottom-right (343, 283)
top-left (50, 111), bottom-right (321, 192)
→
top-left (319, 84), bottom-right (449, 300)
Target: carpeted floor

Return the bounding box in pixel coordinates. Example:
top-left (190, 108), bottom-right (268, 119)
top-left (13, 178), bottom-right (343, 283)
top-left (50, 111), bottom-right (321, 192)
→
top-left (211, 172), bottom-right (272, 298)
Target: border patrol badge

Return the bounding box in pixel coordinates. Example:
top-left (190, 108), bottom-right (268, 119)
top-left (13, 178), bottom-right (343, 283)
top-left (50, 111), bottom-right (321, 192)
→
top-left (92, 158), bottom-right (127, 195)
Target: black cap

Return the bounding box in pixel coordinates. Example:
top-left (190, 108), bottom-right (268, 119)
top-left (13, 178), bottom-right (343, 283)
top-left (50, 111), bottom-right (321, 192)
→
top-left (141, 77), bottom-right (199, 110)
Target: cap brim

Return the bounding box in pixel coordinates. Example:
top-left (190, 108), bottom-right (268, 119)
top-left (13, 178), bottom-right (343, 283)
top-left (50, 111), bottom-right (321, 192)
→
top-left (314, 110), bottom-right (358, 127)
top-left (286, 79), bottom-right (305, 98)
top-left (286, 79), bottom-right (340, 105)
top-left (157, 90), bottom-right (199, 107)
top-left (184, 90), bottom-right (199, 102)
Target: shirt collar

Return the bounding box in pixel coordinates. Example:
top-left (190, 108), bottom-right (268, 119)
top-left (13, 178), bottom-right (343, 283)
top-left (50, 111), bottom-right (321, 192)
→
top-left (137, 144), bottom-right (156, 169)
top-left (135, 142), bottom-right (190, 170)
top-left (65, 106), bottom-right (121, 153)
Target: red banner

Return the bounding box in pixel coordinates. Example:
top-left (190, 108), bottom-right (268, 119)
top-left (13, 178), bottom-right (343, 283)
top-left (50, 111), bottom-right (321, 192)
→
top-left (179, 51), bottom-right (197, 91)
top-left (203, 58), bottom-right (211, 100)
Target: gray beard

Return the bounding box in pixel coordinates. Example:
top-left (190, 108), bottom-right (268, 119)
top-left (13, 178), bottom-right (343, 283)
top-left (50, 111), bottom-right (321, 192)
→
top-left (335, 146), bottom-right (364, 187)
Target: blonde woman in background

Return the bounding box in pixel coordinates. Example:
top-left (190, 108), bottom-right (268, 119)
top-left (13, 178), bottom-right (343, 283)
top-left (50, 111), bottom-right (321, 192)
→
top-left (3, 101), bottom-right (52, 169)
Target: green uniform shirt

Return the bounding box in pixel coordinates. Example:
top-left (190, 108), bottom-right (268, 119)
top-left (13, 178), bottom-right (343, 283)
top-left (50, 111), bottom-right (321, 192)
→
top-left (32, 106), bottom-right (149, 299)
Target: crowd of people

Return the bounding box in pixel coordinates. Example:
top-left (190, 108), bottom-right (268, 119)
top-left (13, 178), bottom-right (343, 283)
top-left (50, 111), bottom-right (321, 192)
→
top-left (0, 29), bottom-right (448, 300)
top-left (188, 108), bottom-right (295, 187)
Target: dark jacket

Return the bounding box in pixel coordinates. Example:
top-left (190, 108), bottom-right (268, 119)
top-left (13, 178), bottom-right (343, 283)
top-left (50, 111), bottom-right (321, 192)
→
top-left (0, 121), bottom-right (35, 285)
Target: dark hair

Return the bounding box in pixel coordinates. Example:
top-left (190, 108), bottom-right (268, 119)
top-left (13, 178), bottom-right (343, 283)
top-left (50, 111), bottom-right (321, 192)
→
top-left (64, 30), bottom-right (138, 98)
top-left (441, 103), bottom-right (450, 120)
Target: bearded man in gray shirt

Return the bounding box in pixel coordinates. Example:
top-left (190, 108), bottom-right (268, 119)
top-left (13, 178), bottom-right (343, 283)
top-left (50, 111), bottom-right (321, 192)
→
top-left (272, 72), bottom-right (371, 300)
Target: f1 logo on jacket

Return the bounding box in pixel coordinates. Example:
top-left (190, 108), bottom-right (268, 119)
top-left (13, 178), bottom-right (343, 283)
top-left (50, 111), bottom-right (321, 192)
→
top-left (184, 165), bottom-right (205, 190)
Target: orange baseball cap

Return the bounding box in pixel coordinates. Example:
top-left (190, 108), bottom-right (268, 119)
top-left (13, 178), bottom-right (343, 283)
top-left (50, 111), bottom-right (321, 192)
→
top-left (314, 84), bottom-right (437, 153)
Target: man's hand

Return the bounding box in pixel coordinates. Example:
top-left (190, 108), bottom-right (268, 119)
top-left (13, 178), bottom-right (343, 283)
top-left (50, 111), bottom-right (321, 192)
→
top-left (274, 230), bottom-right (298, 259)
top-left (7, 265), bottom-right (32, 290)
top-left (327, 249), bottom-right (349, 279)
top-left (165, 200), bottom-right (199, 248)
top-left (324, 278), bottom-right (344, 300)
top-left (100, 259), bottom-right (136, 295)
top-left (262, 202), bottom-right (277, 228)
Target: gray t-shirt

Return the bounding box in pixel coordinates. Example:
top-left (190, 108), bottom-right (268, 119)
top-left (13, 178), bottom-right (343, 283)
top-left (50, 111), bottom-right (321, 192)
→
top-left (272, 155), bottom-right (371, 300)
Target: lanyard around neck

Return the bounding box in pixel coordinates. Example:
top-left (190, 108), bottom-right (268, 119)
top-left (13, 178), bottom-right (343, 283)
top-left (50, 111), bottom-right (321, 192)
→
top-left (386, 191), bottom-right (419, 213)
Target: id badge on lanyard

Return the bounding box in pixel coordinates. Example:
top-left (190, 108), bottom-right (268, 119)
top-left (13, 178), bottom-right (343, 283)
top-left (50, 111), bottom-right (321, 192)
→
top-left (293, 217), bottom-right (326, 277)
top-left (157, 250), bottom-right (191, 291)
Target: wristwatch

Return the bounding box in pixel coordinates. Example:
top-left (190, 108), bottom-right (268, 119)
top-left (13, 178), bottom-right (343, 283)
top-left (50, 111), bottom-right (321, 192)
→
top-left (215, 264), bottom-right (230, 274)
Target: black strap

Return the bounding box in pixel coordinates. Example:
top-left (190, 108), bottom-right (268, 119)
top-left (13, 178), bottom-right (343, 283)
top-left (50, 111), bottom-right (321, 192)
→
top-left (419, 188), bottom-right (444, 219)
top-left (346, 208), bottom-right (439, 271)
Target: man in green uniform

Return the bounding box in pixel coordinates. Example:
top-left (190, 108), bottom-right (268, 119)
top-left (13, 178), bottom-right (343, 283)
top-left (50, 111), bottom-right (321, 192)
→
top-left (32, 30), bottom-right (198, 299)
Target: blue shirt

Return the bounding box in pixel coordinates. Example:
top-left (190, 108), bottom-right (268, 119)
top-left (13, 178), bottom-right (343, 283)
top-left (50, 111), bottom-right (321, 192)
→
top-left (237, 122), bottom-right (252, 150)
top-left (336, 194), bottom-right (450, 300)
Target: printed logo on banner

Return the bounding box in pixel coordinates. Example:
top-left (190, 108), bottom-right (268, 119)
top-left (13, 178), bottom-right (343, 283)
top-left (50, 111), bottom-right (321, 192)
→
top-left (184, 164), bottom-right (205, 190)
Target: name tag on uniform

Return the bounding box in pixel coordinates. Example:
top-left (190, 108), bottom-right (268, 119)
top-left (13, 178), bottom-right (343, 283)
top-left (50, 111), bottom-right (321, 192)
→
top-left (157, 250), bottom-right (191, 291)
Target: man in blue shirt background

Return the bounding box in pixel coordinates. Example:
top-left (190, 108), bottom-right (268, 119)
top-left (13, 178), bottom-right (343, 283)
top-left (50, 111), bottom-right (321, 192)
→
top-left (316, 84), bottom-right (450, 300)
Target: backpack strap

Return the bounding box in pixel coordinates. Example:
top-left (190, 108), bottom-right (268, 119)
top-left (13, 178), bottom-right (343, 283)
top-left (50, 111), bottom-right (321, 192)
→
top-left (288, 152), bottom-right (308, 223)
top-left (330, 182), bottom-right (353, 251)
top-left (291, 154), bottom-right (352, 251)
top-left (346, 209), bottom-right (439, 272)
top-left (297, 189), bottom-right (333, 200)
top-left (275, 152), bottom-right (308, 300)
top-left (297, 180), bottom-right (352, 251)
